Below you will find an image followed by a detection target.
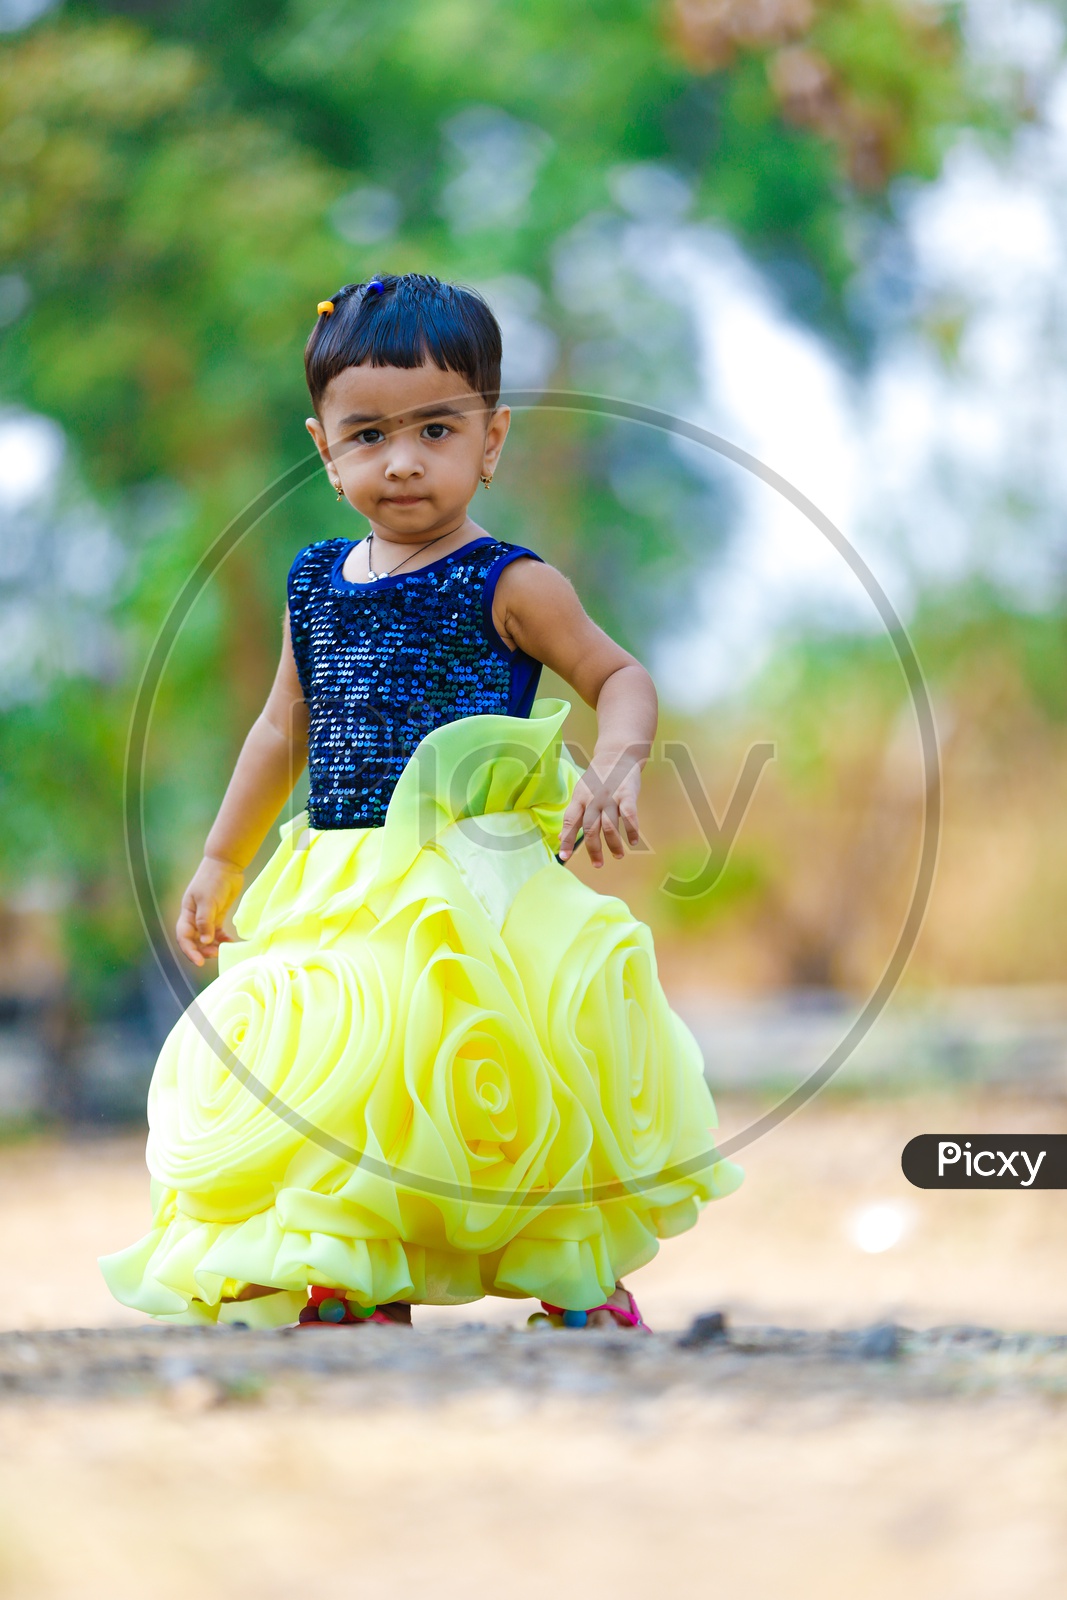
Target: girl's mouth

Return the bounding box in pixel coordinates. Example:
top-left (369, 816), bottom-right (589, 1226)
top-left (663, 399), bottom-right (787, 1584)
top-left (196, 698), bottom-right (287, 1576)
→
top-left (384, 494), bottom-right (426, 506)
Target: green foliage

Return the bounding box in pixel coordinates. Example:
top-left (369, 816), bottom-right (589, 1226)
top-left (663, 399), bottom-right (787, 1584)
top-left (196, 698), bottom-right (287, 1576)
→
top-left (0, 21), bottom-right (350, 487)
top-left (746, 623), bottom-right (904, 792)
top-left (660, 843), bottom-right (772, 927)
top-left (744, 584), bottom-right (1067, 817)
top-left (813, 0), bottom-right (973, 173)
top-left (701, 58), bottom-right (851, 297)
top-left (0, 0), bottom-right (1006, 1014)
top-left (908, 582), bottom-right (1067, 725)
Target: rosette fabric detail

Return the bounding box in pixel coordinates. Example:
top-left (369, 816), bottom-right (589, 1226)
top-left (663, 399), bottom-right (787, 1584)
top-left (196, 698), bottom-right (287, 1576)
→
top-left (99, 700), bottom-right (744, 1325)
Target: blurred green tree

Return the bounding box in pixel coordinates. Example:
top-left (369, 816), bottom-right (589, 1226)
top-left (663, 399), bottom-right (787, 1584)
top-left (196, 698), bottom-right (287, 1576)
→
top-left (0, 1), bottom-right (1000, 1024)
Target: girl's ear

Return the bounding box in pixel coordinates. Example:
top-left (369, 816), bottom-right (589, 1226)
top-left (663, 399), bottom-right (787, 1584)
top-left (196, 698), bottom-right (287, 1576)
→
top-left (306, 415), bottom-right (331, 466)
top-left (306, 416), bottom-right (342, 493)
top-left (482, 404), bottom-right (511, 476)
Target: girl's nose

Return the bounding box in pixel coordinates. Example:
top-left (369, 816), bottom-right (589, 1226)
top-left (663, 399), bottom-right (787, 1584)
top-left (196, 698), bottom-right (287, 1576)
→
top-left (384, 443), bottom-right (424, 479)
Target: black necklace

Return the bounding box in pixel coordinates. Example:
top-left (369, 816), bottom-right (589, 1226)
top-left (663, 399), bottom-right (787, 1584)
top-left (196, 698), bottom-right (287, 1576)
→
top-left (367, 527), bottom-right (457, 581)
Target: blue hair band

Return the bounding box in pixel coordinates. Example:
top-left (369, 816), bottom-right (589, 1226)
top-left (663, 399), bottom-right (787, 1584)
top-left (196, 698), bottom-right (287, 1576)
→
top-left (365, 278), bottom-right (385, 296)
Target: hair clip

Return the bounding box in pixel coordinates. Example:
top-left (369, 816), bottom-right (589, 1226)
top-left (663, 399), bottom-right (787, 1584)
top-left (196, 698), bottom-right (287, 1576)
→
top-left (317, 300), bottom-right (335, 316)
top-left (365, 278), bottom-right (385, 296)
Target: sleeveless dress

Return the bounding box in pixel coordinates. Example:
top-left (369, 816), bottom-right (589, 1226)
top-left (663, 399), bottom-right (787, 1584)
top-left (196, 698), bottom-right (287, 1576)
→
top-left (99, 535), bottom-right (744, 1326)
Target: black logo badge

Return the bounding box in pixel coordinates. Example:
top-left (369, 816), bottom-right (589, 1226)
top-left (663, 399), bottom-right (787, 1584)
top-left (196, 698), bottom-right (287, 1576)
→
top-left (902, 1135), bottom-right (1067, 1189)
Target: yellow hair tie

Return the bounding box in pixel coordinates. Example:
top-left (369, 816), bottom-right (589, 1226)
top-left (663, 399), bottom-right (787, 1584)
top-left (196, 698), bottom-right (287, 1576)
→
top-left (317, 299), bottom-right (335, 316)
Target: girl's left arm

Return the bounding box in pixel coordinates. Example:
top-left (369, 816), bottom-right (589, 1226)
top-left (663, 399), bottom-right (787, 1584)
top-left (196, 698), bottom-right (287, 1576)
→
top-left (493, 559), bottom-right (658, 867)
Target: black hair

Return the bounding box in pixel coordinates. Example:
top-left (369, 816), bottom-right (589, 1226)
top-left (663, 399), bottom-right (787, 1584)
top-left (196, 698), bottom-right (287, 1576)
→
top-left (304, 272), bottom-right (502, 414)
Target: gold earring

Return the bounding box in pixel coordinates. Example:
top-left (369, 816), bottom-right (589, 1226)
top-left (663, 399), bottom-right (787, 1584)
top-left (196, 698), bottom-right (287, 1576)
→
top-left (335, 483), bottom-right (344, 502)
top-left (480, 474), bottom-right (492, 488)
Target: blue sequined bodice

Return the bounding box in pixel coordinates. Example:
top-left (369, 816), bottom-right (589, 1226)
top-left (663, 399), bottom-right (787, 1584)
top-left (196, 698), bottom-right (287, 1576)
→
top-left (287, 535), bottom-right (544, 829)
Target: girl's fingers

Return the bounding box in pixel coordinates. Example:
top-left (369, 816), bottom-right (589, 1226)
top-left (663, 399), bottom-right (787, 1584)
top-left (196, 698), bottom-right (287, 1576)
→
top-left (619, 800), bottom-right (640, 847)
top-left (179, 896), bottom-right (218, 965)
top-left (558, 795), bottom-right (587, 860)
top-left (562, 778), bottom-right (639, 866)
top-left (176, 929), bottom-right (204, 967)
top-left (176, 908), bottom-right (199, 962)
top-left (178, 875), bottom-right (238, 965)
top-left (583, 809), bottom-right (604, 867)
top-left (600, 803), bottom-right (625, 859)
top-left (177, 927), bottom-right (231, 966)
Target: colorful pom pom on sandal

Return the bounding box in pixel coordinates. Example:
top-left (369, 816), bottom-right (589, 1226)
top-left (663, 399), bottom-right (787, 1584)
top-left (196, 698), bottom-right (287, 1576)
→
top-left (297, 1287), bottom-right (411, 1327)
top-left (528, 1288), bottom-right (650, 1332)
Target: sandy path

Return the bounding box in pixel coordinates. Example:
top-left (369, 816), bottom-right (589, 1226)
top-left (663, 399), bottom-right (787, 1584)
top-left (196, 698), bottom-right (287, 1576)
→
top-left (0, 1088), bottom-right (1064, 1598)
top-left (0, 1384), bottom-right (1063, 1599)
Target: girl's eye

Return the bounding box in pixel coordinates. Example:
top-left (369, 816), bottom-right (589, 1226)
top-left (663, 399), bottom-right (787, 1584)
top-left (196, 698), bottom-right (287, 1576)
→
top-left (349, 422), bottom-right (450, 444)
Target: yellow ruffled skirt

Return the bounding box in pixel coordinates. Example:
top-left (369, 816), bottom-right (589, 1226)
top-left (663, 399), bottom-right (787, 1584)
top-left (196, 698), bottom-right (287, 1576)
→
top-left (99, 700), bottom-right (744, 1326)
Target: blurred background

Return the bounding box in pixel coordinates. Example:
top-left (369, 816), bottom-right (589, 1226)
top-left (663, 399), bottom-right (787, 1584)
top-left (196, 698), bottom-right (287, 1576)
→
top-left (0, 0), bottom-right (1065, 1280)
top-left (2, 11), bottom-right (1066, 1594)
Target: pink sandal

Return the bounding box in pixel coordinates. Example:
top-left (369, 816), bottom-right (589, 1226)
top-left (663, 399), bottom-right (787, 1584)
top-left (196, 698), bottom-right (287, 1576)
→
top-left (297, 1287), bottom-right (411, 1327)
top-left (534, 1288), bottom-right (650, 1332)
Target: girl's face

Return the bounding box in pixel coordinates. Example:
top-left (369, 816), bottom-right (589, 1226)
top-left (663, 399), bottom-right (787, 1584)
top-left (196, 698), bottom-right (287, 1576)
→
top-left (306, 361), bottom-right (510, 541)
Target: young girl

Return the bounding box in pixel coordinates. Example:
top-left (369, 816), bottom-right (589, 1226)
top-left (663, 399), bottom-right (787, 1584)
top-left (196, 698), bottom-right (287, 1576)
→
top-left (100, 272), bottom-right (744, 1332)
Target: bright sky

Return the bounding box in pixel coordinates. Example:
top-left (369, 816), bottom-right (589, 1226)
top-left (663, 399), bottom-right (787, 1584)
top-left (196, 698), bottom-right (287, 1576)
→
top-left (0, 410), bottom-right (63, 513)
top-left (648, 4), bottom-right (1067, 704)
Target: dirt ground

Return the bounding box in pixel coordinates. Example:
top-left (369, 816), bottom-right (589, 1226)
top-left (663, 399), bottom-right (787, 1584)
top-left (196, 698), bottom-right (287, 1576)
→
top-left (0, 1086), bottom-right (1064, 1599)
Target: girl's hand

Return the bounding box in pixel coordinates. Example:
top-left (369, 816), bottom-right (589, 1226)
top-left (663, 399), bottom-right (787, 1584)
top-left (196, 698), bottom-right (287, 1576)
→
top-left (558, 750), bottom-right (643, 868)
top-left (176, 856), bottom-right (244, 967)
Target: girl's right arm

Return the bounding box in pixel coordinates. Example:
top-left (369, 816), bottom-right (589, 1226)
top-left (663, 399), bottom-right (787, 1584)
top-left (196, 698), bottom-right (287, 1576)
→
top-left (176, 605), bottom-right (309, 967)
